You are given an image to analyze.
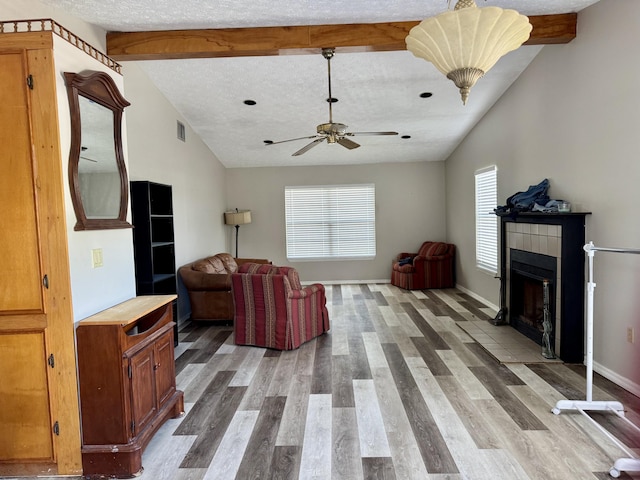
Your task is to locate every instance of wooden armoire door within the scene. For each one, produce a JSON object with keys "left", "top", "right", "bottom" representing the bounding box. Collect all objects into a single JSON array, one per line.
[{"left": 0, "top": 37, "right": 82, "bottom": 476}]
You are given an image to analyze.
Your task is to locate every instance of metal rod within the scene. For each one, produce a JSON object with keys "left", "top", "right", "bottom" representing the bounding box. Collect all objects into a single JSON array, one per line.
[
  {"left": 327, "top": 51, "right": 333, "bottom": 123},
  {"left": 576, "top": 406, "right": 638, "bottom": 460},
  {"left": 585, "top": 245, "right": 595, "bottom": 402},
  {"left": 584, "top": 242, "right": 640, "bottom": 255},
  {"left": 235, "top": 224, "right": 240, "bottom": 258}
]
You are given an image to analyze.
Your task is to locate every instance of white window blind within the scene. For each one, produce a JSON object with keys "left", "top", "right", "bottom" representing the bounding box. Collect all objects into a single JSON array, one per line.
[
  {"left": 475, "top": 166, "right": 498, "bottom": 273},
  {"left": 285, "top": 184, "right": 376, "bottom": 260}
]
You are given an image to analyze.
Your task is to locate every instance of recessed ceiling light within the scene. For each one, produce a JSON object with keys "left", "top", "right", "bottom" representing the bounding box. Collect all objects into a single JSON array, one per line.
[
  {"left": 401, "top": 135, "right": 411, "bottom": 139},
  {"left": 244, "top": 100, "right": 257, "bottom": 105},
  {"left": 263, "top": 140, "right": 273, "bottom": 144},
  {"left": 419, "top": 92, "right": 433, "bottom": 98},
  {"left": 326, "top": 97, "right": 338, "bottom": 103}
]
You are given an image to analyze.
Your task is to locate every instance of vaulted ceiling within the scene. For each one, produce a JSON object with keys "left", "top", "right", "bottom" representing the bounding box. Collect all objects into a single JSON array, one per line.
[{"left": 43, "top": 0, "right": 601, "bottom": 168}]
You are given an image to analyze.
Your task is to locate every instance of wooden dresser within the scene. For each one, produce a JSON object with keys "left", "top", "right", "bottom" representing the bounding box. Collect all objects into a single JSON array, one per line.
[{"left": 76, "top": 295, "right": 184, "bottom": 477}]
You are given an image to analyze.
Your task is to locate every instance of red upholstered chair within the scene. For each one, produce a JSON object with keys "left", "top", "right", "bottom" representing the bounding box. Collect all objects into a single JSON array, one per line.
[
  {"left": 391, "top": 241, "right": 456, "bottom": 290},
  {"left": 231, "top": 263, "right": 330, "bottom": 350}
]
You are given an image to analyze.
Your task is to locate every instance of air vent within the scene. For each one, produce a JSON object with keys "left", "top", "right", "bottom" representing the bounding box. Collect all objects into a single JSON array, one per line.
[{"left": 177, "top": 121, "right": 186, "bottom": 142}]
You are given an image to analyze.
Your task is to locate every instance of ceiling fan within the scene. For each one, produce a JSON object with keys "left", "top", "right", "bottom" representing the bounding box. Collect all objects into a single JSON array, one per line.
[{"left": 267, "top": 48, "right": 398, "bottom": 156}]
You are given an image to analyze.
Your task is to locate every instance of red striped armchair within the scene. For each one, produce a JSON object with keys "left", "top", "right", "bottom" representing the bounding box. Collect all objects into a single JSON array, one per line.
[
  {"left": 391, "top": 241, "right": 456, "bottom": 290},
  {"left": 231, "top": 263, "right": 330, "bottom": 350}
]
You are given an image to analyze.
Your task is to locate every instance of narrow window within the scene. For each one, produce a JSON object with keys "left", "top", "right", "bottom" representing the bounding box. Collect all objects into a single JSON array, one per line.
[
  {"left": 285, "top": 184, "right": 376, "bottom": 261},
  {"left": 475, "top": 166, "right": 498, "bottom": 273}
]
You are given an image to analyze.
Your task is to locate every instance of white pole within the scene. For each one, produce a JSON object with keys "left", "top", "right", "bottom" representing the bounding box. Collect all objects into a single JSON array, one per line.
[
  {"left": 552, "top": 242, "right": 625, "bottom": 416},
  {"left": 584, "top": 242, "right": 596, "bottom": 402}
]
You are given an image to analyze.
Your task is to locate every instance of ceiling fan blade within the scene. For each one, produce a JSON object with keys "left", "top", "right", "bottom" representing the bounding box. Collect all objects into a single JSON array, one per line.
[
  {"left": 267, "top": 135, "right": 320, "bottom": 145},
  {"left": 337, "top": 137, "right": 360, "bottom": 150},
  {"left": 293, "top": 138, "right": 326, "bottom": 156},
  {"left": 345, "top": 131, "right": 399, "bottom": 136}
]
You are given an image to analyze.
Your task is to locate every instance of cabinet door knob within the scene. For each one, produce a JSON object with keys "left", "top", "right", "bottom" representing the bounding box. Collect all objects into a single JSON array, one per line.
[{"left": 154, "top": 363, "right": 160, "bottom": 370}]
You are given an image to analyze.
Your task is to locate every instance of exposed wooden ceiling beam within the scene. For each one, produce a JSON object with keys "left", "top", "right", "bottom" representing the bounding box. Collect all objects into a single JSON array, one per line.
[{"left": 106, "top": 13, "right": 576, "bottom": 61}]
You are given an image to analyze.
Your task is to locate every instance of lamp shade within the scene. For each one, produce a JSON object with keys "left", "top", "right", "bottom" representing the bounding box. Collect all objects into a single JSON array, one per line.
[
  {"left": 225, "top": 210, "right": 252, "bottom": 226},
  {"left": 406, "top": 0, "right": 532, "bottom": 104}
]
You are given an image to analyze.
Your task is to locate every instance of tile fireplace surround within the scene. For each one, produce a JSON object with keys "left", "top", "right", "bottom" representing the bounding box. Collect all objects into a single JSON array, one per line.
[{"left": 499, "top": 212, "right": 590, "bottom": 363}]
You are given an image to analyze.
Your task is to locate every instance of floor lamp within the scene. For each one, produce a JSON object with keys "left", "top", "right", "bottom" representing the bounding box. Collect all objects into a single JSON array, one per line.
[{"left": 224, "top": 209, "right": 251, "bottom": 258}]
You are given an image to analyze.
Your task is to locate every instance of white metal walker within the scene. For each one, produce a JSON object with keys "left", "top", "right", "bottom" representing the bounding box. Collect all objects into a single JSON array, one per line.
[{"left": 552, "top": 242, "right": 640, "bottom": 478}]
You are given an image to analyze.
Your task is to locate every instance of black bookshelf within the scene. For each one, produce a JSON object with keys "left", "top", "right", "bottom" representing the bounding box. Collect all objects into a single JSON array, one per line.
[{"left": 130, "top": 181, "right": 178, "bottom": 344}]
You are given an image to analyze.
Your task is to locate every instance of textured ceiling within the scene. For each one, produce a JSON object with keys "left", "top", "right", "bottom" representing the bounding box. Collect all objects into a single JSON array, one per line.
[
  {"left": 42, "top": 0, "right": 602, "bottom": 168},
  {"left": 41, "top": 0, "right": 599, "bottom": 30}
]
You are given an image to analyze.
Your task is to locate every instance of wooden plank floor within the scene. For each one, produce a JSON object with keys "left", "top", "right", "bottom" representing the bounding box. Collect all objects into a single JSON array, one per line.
[{"left": 17, "top": 284, "right": 640, "bottom": 479}]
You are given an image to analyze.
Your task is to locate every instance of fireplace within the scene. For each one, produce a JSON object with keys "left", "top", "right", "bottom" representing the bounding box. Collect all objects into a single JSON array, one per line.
[
  {"left": 509, "top": 249, "right": 556, "bottom": 351},
  {"left": 499, "top": 212, "right": 590, "bottom": 363}
]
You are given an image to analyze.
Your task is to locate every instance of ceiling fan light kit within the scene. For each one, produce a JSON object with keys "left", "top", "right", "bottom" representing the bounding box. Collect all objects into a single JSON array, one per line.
[
  {"left": 405, "top": 0, "right": 532, "bottom": 104},
  {"left": 267, "top": 47, "right": 398, "bottom": 156}
]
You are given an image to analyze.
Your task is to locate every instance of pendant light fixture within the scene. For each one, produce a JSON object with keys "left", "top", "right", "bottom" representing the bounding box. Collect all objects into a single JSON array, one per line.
[{"left": 405, "top": 0, "right": 532, "bottom": 105}]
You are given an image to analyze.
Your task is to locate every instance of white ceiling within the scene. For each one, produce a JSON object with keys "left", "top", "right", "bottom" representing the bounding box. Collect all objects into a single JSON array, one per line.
[{"left": 42, "top": 0, "right": 601, "bottom": 168}]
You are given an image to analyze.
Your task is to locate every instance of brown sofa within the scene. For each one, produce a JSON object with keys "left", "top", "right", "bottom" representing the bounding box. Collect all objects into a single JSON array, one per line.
[{"left": 178, "top": 253, "right": 270, "bottom": 322}]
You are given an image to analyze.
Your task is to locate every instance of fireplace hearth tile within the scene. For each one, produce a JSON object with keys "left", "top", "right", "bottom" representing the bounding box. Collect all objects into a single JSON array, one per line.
[{"left": 456, "top": 318, "right": 563, "bottom": 364}]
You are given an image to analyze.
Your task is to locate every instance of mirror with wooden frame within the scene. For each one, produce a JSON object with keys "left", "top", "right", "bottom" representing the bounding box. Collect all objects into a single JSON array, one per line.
[{"left": 65, "top": 71, "right": 132, "bottom": 230}]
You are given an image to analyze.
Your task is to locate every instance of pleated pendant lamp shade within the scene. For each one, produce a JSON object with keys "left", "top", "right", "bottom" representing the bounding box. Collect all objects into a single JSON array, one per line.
[{"left": 406, "top": 0, "right": 532, "bottom": 104}]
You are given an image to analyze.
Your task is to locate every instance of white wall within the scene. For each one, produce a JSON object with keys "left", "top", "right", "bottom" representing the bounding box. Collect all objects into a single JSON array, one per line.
[
  {"left": 51, "top": 37, "right": 138, "bottom": 321},
  {"left": 122, "top": 63, "right": 228, "bottom": 320},
  {"left": 226, "top": 161, "right": 446, "bottom": 283},
  {"left": 122, "top": 64, "right": 228, "bottom": 266},
  {"left": 446, "top": 0, "right": 640, "bottom": 392}
]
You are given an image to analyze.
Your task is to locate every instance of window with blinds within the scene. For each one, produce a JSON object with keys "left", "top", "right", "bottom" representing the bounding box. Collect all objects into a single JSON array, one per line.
[
  {"left": 284, "top": 184, "right": 376, "bottom": 261},
  {"left": 475, "top": 166, "right": 498, "bottom": 273}
]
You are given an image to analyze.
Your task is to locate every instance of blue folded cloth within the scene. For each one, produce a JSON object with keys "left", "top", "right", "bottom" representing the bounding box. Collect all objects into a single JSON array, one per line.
[{"left": 398, "top": 256, "right": 413, "bottom": 266}]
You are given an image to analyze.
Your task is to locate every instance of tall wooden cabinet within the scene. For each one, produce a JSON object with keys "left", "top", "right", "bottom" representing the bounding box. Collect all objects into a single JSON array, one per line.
[
  {"left": 76, "top": 295, "right": 184, "bottom": 477},
  {"left": 0, "top": 32, "right": 82, "bottom": 476}
]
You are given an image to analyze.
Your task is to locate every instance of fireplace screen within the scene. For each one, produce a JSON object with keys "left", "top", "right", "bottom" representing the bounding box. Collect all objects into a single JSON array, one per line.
[
  {"left": 515, "top": 275, "right": 544, "bottom": 331},
  {"left": 509, "top": 249, "right": 557, "bottom": 349},
  {"left": 510, "top": 273, "right": 553, "bottom": 343}
]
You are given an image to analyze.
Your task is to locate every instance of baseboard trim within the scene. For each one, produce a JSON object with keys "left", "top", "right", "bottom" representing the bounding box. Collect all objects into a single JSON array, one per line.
[
  {"left": 303, "top": 279, "right": 391, "bottom": 285},
  {"left": 593, "top": 361, "right": 640, "bottom": 398},
  {"left": 455, "top": 284, "right": 499, "bottom": 312}
]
